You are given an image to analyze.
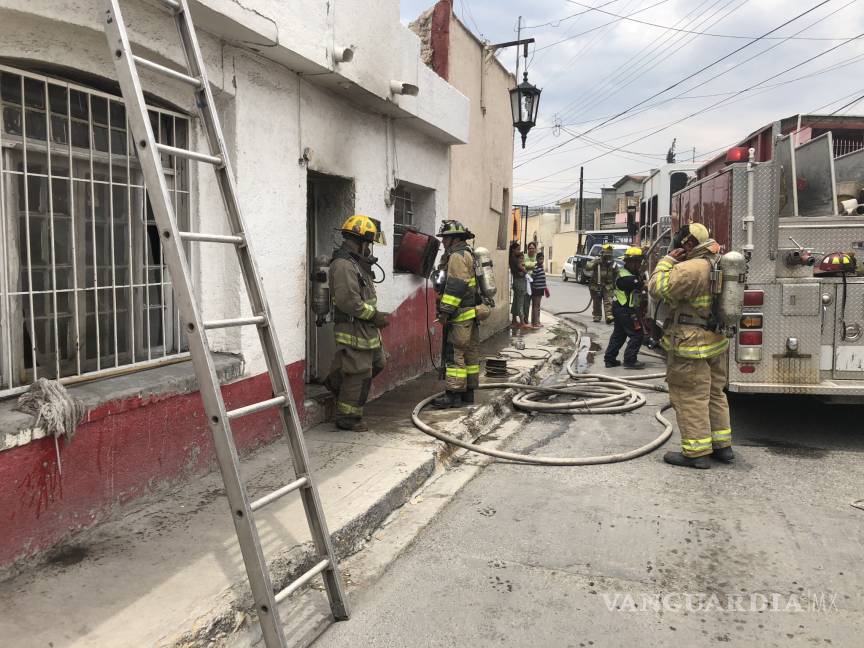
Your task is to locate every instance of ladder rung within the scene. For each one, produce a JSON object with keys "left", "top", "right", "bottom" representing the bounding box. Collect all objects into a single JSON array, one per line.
[
  {"left": 133, "top": 55, "right": 202, "bottom": 88},
  {"left": 203, "top": 316, "right": 265, "bottom": 330},
  {"left": 251, "top": 476, "right": 308, "bottom": 512},
  {"left": 227, "top": 395, "right": 287, "bottom": 421},
  {"left": 157, "top": 143, "right": 223, "bottom": 166},
  {"left": 274, "top": 559, "right": 330, "bottom": 604},
  {"left": 179, "top": 231, "right": 244, "bottom": 245}
]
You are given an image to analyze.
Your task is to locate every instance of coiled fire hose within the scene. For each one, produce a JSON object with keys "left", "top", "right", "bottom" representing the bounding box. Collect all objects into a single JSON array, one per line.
[{"left": 412, "top": 335, "right": 674, "bottom": 466}]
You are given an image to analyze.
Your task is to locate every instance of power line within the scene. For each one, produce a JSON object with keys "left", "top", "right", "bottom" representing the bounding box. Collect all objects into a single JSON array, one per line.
[
  {"left": 528, "top": 0, "right": 728, "bottom": 150},
  {"left": 534, "top": 0, "right": 672, "bottom": 52},
  {"left": 566, "top": 0, "right": 856, "bottom": 40},
  {"left": 542, "top": 0, "right": 859, "bottom": 151},
  {"left": 514, "top": 0, "right": 836, "bottom": 169},
  {"left": 520, "top": 0, "right": 721, "bottom": 152},
  {"left": 520, "top": 32, "right": 864, "bottom": 202},
  {"left": 522, "top": 0, "right": 627, "bottom": 31},
  {"left": 549, "top": 0, "right": 744, "bottom": 135},
  {"left": 830, "top": 92, "right": 864, "bottom": 115}
]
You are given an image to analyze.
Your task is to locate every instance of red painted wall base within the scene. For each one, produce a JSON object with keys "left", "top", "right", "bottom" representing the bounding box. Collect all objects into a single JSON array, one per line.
[{"left": 0, "top": 286, "right": 441, "bottom": 570}]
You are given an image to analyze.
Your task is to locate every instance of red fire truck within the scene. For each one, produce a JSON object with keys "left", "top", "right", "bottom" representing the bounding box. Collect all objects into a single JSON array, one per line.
[{"left": 645, "top": 114, "right": 864, "bottom": 400}]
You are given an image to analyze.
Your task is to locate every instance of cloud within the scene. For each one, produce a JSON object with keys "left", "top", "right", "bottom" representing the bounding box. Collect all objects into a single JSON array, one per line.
[{"left": 400, "top": 0, "right": 864, "bottom": 206}]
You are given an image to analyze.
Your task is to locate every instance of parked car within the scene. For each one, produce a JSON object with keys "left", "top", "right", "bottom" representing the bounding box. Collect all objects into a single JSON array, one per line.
[
  {"left": 574, "top": 243, "right": 629, "bottom": 284},
  {"left": 561, "top": 256, "right": 580, "bottom": 281}
]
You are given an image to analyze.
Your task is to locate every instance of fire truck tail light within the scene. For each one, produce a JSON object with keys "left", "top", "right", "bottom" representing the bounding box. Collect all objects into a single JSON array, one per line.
[
  {"left": 743, "top": 290, "right": 764, "bottom": 306},
  {"left": 737, "top": 347, "right": 762, "bottom": 362},
  {"left": 740, "top": 314, "right": 763, "bottom": 329},
  {"left": 739, "top": 364, "right": 756, "bottom": 374},
  {"left": 739, "top": 331, "right": 763, "bottom": 346},
  {"left": 725, "top": 147, "right": 750, "bottom": 163}
]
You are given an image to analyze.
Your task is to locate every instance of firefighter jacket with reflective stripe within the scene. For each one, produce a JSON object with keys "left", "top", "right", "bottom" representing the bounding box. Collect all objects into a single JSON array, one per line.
[
  {"left": 438, "top": 242, "right": 478, "bottom": 323},
  {"left": 586, "top": 258, "right": 616, "bottom": 291},
  {"left": 648, "top": 246, "right": 728, "bottom": 359},
  {"left": 614, "top": 268, "right": 642, "bottom": 309},
  {"left": 330, "top": 244, "right": 381, "bottom": 350}
]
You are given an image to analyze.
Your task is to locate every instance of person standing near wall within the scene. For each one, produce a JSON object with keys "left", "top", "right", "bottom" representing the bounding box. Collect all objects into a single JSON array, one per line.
[
  {"left": 433, "top": 220, "right": 489, "bottom": 408},
  {"left": 523, "top": 242, "right": 537, "bottom": 325},
  {"left": 530, "top": 251, "right": 548, "bottom": 328},
  {"left": 325, "top": 215, "right": 389, "bottom": 431},
  {"left": 510, "top": 249, "right": 529, "bottom": 329}
]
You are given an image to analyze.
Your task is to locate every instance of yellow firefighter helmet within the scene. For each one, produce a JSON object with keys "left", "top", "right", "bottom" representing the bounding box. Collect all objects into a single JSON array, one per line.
[{"left": 340, "top": 214, "right": 387, "bottom": 245}]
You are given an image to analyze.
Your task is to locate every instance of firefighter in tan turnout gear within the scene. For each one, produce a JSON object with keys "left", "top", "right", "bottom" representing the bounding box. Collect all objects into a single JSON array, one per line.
[
  {"left": 586, "top": 244, "right": 616, "bottom": 323},
  {"left": 325, "top": 215, "right": 389, "bottom": 431},
  {"left": 432, "top": 220, "right": 487, "bottom": 409},
  {"left": 649, "top": 223, "right": 734, "bottom": 469}
]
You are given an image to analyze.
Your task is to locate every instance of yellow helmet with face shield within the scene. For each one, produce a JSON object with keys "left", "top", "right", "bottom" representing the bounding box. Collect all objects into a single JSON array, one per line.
[{"left": 340, "top": 214, "right": 387, "bottom": 245}]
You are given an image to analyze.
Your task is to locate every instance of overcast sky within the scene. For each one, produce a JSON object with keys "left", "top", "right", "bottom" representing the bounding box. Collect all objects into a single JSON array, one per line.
[{"left": 399, "top": 0, "right": 864, "bottom": 208}]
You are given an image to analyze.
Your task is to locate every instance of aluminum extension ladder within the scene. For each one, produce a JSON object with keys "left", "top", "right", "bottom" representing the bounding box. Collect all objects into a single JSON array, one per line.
[{"left": 103, "top": 1, "right": 349, "bottom": 645}]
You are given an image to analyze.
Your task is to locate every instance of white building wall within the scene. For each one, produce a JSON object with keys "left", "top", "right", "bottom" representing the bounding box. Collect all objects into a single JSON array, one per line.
[{"left": 0, "top": 1, "right": 467, "bottom": 382}]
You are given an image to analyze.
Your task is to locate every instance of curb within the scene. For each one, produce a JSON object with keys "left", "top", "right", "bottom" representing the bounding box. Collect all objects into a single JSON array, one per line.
[{"left": 169, "top": 332, "right": 568, "bottom": 648}]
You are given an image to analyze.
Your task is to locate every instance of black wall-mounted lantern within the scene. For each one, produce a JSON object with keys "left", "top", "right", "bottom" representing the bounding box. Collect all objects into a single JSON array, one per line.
[{"left": 510, "top": 73, "right": 541, "bottom": 149}]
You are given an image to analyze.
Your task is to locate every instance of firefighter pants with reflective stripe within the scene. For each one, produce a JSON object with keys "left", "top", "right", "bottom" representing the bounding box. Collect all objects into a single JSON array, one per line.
[
  {"left": 591, "top": 288, "right": 613, "bottom": 322},
  {"left": 325, "top": 344, "right": 385, "bottom": 423},
  {"left": 666, "top": 351, "right": 732, "bottom": 457},
  {"left": 445, "top": 321, "right": 480, "bottom": 392}
]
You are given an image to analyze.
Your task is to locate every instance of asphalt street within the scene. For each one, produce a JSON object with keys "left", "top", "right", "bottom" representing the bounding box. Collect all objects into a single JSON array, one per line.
[{"left": 314, "top": 276, "right": 864, "bottom": 648}]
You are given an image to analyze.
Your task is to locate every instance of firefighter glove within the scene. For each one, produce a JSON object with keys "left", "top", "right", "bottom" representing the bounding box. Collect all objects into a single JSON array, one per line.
[{"left": 372, "top": 311, "right": 390, "bottom": 329}]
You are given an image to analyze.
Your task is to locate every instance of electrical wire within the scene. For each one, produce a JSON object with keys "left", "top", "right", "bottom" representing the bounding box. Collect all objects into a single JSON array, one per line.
[
  {"left": 516, "top": 31, "right": 864, "bottom": 203},
  {"left": 566, "top": 0, "right": 858, "bottom": 40},
  {"left": 514, "top": 0, "right": 836, "bottom": 169}
]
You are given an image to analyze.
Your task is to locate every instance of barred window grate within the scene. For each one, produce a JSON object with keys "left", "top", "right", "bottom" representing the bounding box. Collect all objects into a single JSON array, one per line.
[
  {"left": 0, "top": 65, "right": 191, "bottom": 396},
  {"left": 392, "top": 185, "right": 414, "bottom": 265}
]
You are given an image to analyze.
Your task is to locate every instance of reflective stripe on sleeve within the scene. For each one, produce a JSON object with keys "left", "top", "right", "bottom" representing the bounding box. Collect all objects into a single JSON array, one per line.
[{"left": 441, "top": 294, "right": 462, "bottom": 307}]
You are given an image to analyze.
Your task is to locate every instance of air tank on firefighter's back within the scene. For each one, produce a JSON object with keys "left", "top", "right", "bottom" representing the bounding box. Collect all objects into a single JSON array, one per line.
[
  {"left": 310, "top": 255, "right": 331, "bottom": 326},
  {"left": 473, "top": 247, "right": 497, "bottom": 303},
  {"left": 716, "top": 250, "right": 747, "bottom": 331}
]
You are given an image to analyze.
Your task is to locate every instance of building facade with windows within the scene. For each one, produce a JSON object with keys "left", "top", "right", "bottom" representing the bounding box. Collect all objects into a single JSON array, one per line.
[
  {"left": 0, "top": 0, "right": 468, "bottom": 569},
  {"left": 411, "top": 1, "right": 515, "bottom": 335}
]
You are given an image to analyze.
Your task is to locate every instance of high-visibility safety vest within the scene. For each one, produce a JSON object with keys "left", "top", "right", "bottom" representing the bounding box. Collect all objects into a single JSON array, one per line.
[{"left": 614, "top": 268, "right": 641, "bottom": 308}]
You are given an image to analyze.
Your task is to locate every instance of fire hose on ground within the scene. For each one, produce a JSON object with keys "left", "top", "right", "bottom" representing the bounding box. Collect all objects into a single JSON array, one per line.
[{"left": 412, "top": 332, "right": 674, "bottom": 466}]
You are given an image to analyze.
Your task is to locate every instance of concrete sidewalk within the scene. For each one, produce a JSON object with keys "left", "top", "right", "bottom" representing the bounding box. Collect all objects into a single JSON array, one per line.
[{"left": 0, "top": 313, "right": 572, "bottom": 648}]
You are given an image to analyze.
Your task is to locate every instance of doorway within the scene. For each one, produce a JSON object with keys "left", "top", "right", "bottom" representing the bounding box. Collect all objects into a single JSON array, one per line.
[{"left": 306, "top": 172, "right": 355, "bottom": 383}]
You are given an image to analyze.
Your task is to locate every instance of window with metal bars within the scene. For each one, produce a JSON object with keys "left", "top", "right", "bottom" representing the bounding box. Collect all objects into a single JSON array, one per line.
[
  {"left": 0, "top": 65, "right": 191, "bottom": 396},
  {"left": 392, "top": 184, "right": 414, "bottom": 266}
]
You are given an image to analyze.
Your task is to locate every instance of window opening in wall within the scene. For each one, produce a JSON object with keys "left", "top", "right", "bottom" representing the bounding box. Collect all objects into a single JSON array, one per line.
[
  {"left": 392, "top": 184, "right": 413, "bottom": 255},
  {"left": 391, "top": 180, "right": 435, "bottom": 272},
  {"left": 564, "top": 208, "right": 571, "bottom": 225},
  {"left": 0, "top": 65, "right": 191, "bottom": 396}
]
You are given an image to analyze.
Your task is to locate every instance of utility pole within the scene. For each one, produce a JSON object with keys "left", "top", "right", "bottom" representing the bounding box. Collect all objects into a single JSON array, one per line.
[
  {"left": 692, "top": 147, "right": 696, "bottom": 162},
  {"left": 578, "top": 166, "right": 584, "bottom": 231},
  {"left": 515, "top": 16, "right": 522, "bottom": 80}
]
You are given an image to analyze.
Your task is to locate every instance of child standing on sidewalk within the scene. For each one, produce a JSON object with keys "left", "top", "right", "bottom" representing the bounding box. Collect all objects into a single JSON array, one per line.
[{"left": 530, "top": 251, "right": 548, "bottom": 328}]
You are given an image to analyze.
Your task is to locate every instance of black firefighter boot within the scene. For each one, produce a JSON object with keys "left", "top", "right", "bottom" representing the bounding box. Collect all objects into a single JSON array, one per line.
[
  {"left": 432, "top": 390, "right": 462, "bottom": 409},
  {"left": 663, "top": 452, "right": 711, "bottom": 469},
  {"left": 461, "top": 389, "right": 475, "bottom": 404},
  {"left": 712, "top": 446, "right": 735, "bottom": 463}
]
